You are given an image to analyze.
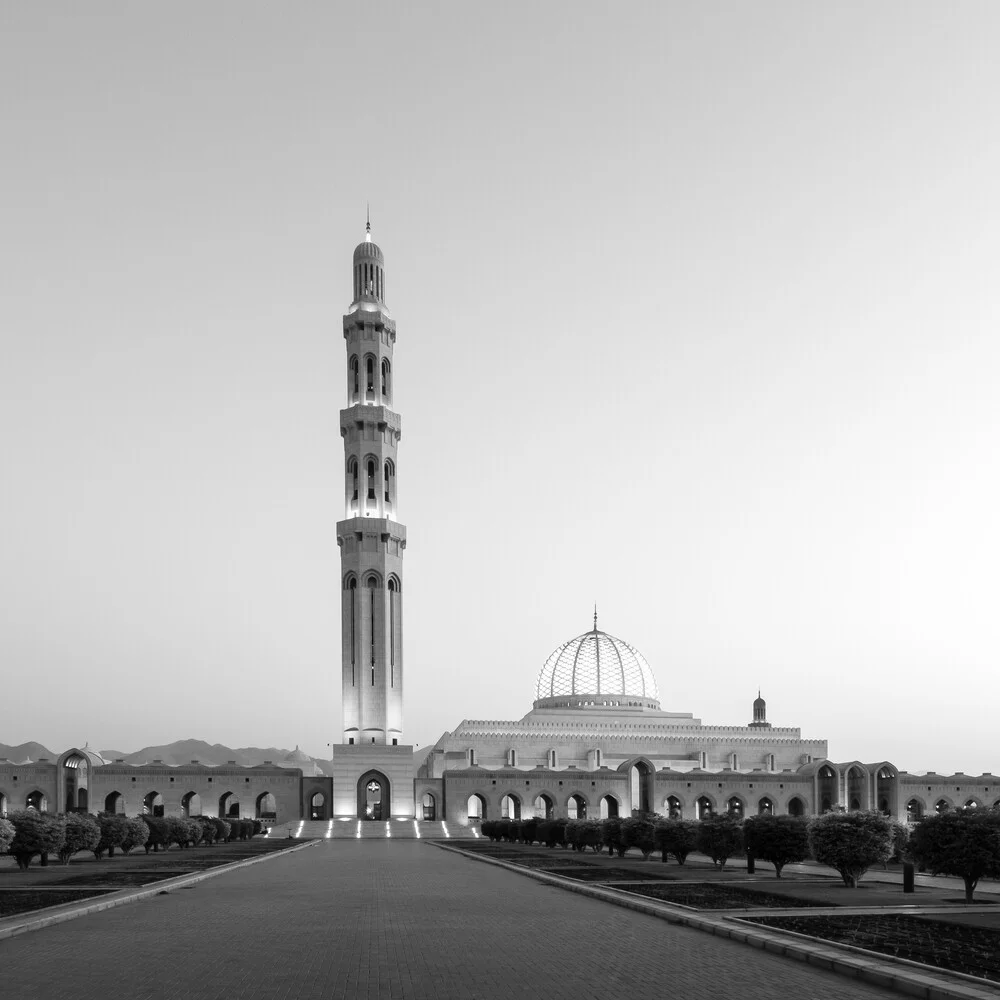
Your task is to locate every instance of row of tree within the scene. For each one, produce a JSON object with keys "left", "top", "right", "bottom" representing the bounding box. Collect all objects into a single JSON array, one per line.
[
  {"left": 0, "top": 811, "right": 262, "bottom": 870},
  {"left": 481, "top": 807, "right": 1000, "bottom": 901}
]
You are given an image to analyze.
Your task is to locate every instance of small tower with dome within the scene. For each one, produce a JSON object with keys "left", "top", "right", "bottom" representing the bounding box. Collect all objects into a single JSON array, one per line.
[{"left": 749, "top": 691, "right": 771, "bottom": 729}]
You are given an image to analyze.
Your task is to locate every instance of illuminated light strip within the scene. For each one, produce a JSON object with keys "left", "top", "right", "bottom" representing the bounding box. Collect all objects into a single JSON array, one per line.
[
  {"left": 413, "top": 820, "right": 420, "bottom": 839},
  {"left": 296, "top": 821, "right": 304, "bottom": 838},
  {"left": 326, "top": 819, "right": 334, "bottom": 840},
  {"left": 441, "top": 821, "right": 450, "bottom": 839},
  {"left": 472, "top": 826, "right": 480, "bottom": 838},
  {"left": 385, "top": 821, "right": 391, "bottom": 838},
  {"left": 356, "top": 820, "right": 362, "bottom": 839}
]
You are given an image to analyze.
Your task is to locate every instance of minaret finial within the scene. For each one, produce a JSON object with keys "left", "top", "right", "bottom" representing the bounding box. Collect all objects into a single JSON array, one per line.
[
  {"left": 593, "top": 603, "right": 598, "bottom": 632},
  {"left": 365, "top": 203, "right": 371, "bottom": 242}
]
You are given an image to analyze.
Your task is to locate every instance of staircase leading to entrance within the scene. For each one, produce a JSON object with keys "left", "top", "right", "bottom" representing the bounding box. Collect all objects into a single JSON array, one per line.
[{"left": 264, "top": 819, "right": 480, "bottom": 841}]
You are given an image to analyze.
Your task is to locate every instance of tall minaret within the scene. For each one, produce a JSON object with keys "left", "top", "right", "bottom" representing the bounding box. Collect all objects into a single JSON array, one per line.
[{"left": 337, "top": 219, "right": 405, "bottom": 746}]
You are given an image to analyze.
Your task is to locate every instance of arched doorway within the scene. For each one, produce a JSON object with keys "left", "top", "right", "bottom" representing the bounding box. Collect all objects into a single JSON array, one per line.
[
  {"left": 818, "top": 765, "right": 837, "bottom": 812},
  {"left": 468, "top": 793, "right": 486, "bottom": 824},
  {"left": 696, "top": 796, "right": 714, "bottom": 820},
  {"left": 664, "top": 795, "right": 682, "bottom": 818},
  {"left": 567, "top": 794, "right": 587, "bottom": 820},
  {"left": 77, "top": 788, "right": 89, "bottom": 811},
  {"left": 626, "top": 759, "right": 654, "bottom": 814},
  {"left": 62, "top": 751, "right": 89, "bottom": 812},
  {"left": 310, "top": 792, "right": 326, "bottom": 820},
  {"left": 500, "top": 793, "right": 521, "bottom": 820},
  {"left": 935, "top": 799, "right": 950, "bottom": 814},
  {"left": 787, "top": 797, "right": 805, "bottom": 817},
  {"left": 846, "top": 765, "right": 867, "bottom": 811},
  {"left": 144, "top": 791, "right": 164, "bottom": 817},
  {"left": 25, "top": 790, "right": 46, "bottom": 811},
  {"left": 256, "top": 792, "right": 277, "bottom": 820},
  {"left": 181, "top": 792, "right": 202, "bottom": 817},
  {"left": 906, "top": 798, "right": 924, "bottom": 822},
  {"left": 219, "top": 792, "right": 239, "bottom": 819},
  {"left": 758, "top": 797, "right": 774, "bottom": 815},
  {"left": 727, "top": 796, "right": 744, "bottom": 819},
  {"left": 532, "top": 794, "right": 553, "bottom": 820},
  {"left": 0, "top": 792, "right": 6, "bottom": 817},
  {"left": 357, "top": 771, "right": 390, "bottom": 821},
  {"left": 421, "top": 792, "right": 436, "bottom": 821},
  {"left": 600, "top": 795, "right": 619, "bottom": 819}
]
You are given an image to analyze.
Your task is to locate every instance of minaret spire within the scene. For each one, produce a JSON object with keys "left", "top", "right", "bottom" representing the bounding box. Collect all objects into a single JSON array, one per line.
[
  {"left": 593, "top": 604, "right": 598, "bottom": 632},
  {"left": 365, "top": 203, "right": 371, "bottom": 242}
]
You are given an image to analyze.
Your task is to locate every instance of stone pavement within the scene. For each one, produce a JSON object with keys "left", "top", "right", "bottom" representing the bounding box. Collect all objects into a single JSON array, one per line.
[{"left": 0, "top": 841, "right": 901, "bottom": 1000}]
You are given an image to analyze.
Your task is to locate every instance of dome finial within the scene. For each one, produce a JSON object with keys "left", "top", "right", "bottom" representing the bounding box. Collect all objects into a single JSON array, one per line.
[
  {"left": 593, "top": 603, "right": 598, "bottom": 632},
  {"left": 365, "top": 203, "right": 371, "bottom": 242}
]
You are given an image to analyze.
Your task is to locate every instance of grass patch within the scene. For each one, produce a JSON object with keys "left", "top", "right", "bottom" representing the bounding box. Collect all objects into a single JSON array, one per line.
[
  {"left": 0, "top": 889, "right": 116, "bottom": 917},
  {"left": 616, "top": 882, "right": 831, "bottom": 909}
]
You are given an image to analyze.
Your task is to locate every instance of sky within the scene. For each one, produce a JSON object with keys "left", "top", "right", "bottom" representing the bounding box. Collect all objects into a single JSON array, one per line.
[{"left": 1, "top": 2, "right": 999, "bottom": 774}]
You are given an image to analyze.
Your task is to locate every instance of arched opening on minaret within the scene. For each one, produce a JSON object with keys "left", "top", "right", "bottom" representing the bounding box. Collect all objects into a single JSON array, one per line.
[
  {"left": 366, "top": 458, "right": 376, "bottom": 505},
  {"left": 348, "top": 458, "right": 359, "bottom": 513},
  {"left": 384, "top": 460, "right": 394, "bottom": 508},
  {"left": 365, "top": 356, "right": 375, "bottom": 402},
  {"left": 350, "top": 356, "right": 359, "bottom": 402},
  {"left": 381, "top": 359, "right": 391, "bottom": 401}
]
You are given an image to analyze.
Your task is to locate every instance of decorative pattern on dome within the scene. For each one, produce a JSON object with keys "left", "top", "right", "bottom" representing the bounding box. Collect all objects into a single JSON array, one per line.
[{"left": 534, "top": 628, "right": 659, "bottom": 702}]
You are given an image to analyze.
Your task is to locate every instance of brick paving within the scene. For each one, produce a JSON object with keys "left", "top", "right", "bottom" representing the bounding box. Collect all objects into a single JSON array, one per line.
[{"left": 0, "top": 841, "right": 897, "bottom": 999}]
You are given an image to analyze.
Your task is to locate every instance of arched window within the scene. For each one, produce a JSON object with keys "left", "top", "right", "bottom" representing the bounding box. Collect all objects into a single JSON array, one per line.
[
  {"left": 767, "top": 754, "right": 775, "bottom": 772},
  {"left": 548, "top": 749, "right": 557, "bottom": 769},
  {"left": 348, "top": 458, "right": 358, "bottom": 506},
  {"left": 665, "top": 795, "right": 682, "bottom": 818},
  {"left": 729, "top": 753, "right": 739, "bottom": 771},
  {"left": 935, "top": 799, "right": 950, "bottom": 814},
  {"left": 350, "top": 356, "right": 359, "bottom": 399},
  {"left": 964, "top": 799, "right": 979, "bottom": 809},
  {"left": 727, "top": 796, "right": 744, "bottom": 819},
  {"left": 367, "top": 459, "right": 376, "bottom": 501},
  {"left": 381, "top": 358, "right": 390, "bottom": 399},
  {"left": 758, "top": 797, "right": 773, "bottom": 815},
  {"left": 696, "top": 796, "right": 714, "bottom": 820},
  {"left": 787, "top": 797, "right": 805, "bottom": 817},
  {"left": 384, "top": 460, "right": 394, "bottom": 505},
  {"left": 366, "top": 357, "right": 375, "bottom": 399}
]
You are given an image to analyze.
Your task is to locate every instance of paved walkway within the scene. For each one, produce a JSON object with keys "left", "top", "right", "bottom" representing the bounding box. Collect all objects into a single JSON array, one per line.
[{"left": 0, "top": 841, "right": 900, "bottom": 1000}]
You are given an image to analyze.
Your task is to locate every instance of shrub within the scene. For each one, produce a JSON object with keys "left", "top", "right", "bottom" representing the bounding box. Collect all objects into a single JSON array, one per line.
[
  {"left": 519, "top": 818, "right": 538, "bottom": 845},
  {"left": 94, "top": 813, "right": 129, "bottom": 859},
  {"left": 887, "top": 820, "right": 910, "bottom": 864},
  {"left": 909, "top": 809, "right": 1000, "bottom": 903},
  {"left": 142, "top": 815, "right": 170, "bottom": 853},
  {"left": 0, "top": 817, "right": 15, "bottom": 854},
  {"left": 496, "top": 819, "right": 514, "bottom": 843},
  {"left": 58, "top": 813, "right": 100, "bottom": 864},
  {"left": 653, "top": 819, "right": 698, "bottom": 865},
  {"left": 808, "top": 810, "right": 892, "bottom": 888},
  {"left": 743, "top": 815, "right": 810, "bottom": 878},
  {"left": 621, "top": 818, "right": 656, "bottom": 859},
  {"left": 697, "top": 816, "right": 743, "bottom": 870},
  {"left": 212, "top": 818, "right": 231, "bottom": 843},
  {"left": 121, "top": 816, "right": 149, "bottom": 855},
  {"left": 196, "top": 817, "right": 217, "bottom": 845},
  {"left": 602, "top": 817, "right": 626, "bottom": 858},
  {"left": 8, "top": 811, "right": 66, "bottom": 870},
  {"left": 252, "top": 820, "right": 263, "bottom": 837},
  {"left": 537, "top": 818, "right": 568, "bottom": 848},
  {"left": 579, "top": 820, "right": 604, "bottom": 852},
  {"left": 564, "top": 820, "right": 585, "bottom": 851}
]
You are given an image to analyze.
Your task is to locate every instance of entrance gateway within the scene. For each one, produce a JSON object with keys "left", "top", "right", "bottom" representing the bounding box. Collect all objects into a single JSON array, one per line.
[{"left": 357, "top": 770, "right": 390, "bottom": 821}]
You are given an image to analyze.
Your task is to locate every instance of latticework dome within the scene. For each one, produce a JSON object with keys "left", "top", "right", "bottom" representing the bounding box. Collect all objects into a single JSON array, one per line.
[{"left": 534, "top": 626, "right": 660, "bottom": 710}]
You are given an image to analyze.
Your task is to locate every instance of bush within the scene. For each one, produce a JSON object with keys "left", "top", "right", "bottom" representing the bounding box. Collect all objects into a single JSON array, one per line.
[
  {"left": 602, "top": 817, "right": 626, "bottom": 858},
  {"left": 211, "top": 818, "right": 231, "bottom": 843},
  {"left": 537, "top": 818, "right": 568, "bottom": 848},
  {"left": 0, "top": 817, "right": 15, "bottom": 854},
  {"left": 519, "top": 818, "right": 538, "bottom": 845},
  {"left": 94, "top": 813, "right": 129, "bottom": 859},
  {"left": 621, "top": 817, "right": 656, "bottom": 859},
  {"left": 8, "top": 811, "right": 66, "bottom": 870},
  {"left": 654, "top": 819, "right": 699, "bottom": 865},
  {"left": 195, "top": 817, "right": 217, "bottom": 845},
  {"left": 580, "top": 820, "right": 604, "bottom": 852},
  {"left": 808, "top": 810, "right": 892, "bottom": 888},
  {"left": 58, "top": 813, "right": 100, "bottom": 864},
  {"left": 697, "top": 816, "right": 743, "bottom": 870},
  {"left": 743, "top": 815, "right": 810, "bottom": 878},
  {"left": 909, "top": 809, "right": 1000, "bottom": 903},
  {"left": 121, "top": 816, "right": 149, "bottom": 855},
  {"left": 142, "top": 815, "right": 170, "bottom": 853},
  {"left": 888, "top": 820, "right": 910, "bottom": 864}
]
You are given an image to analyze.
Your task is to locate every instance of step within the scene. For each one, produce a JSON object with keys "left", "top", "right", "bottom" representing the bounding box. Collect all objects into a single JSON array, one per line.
[{"left": 264, "top": 819, "right": 481, "bottom": 840}]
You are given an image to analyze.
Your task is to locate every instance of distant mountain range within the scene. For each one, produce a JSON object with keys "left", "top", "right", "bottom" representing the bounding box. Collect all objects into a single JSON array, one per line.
[{"left": 0, "top": 738, "right": 321, "bottom": 769}]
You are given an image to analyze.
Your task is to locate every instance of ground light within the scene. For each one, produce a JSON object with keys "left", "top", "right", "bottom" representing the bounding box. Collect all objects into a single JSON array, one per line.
[
  {"left": 326, "top": 819, "right": 333, "bottom": 839},
  {"left": 355, "top": 820, "right": 361, "bottom": 839},
  {"left": 296, "top": 820, "right": 304, "bottom": 837},
  {"left": 385, "top": 821, "right": 391, "bottom": 838},
  {"left": 413, "top": 820, "right": 420, "bottom": 838},
  {"left": 440, "top": 821, "right": 449, "bottom": 839}
]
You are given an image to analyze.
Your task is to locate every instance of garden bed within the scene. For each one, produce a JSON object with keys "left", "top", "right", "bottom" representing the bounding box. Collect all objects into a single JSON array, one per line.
[
  {"left": 0, "top": 888, "right": 116, "bottom": 917},
  {"left": 746, "top": 914, "right": 1000, "bottom": 983},
  {"left": 615, "top": 882, "right": 831, "bottom": 909},
  {"left": 48, "top": 870, "right": 195, "bottom": 888},
  {"left": 542, "top": 866, "right": 677, "bottom": 883}
]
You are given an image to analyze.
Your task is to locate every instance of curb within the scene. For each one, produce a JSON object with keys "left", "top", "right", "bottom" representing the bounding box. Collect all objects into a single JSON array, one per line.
[
  {"left": 0, "top": 839, "right": 320, "bottom": 942},
  {"left": 434, "top": 845, "right": 1000, "bottom": 1000}
]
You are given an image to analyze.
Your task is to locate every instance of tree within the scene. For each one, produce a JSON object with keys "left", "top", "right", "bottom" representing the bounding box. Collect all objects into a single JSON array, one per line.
[
  {"left": 602, "top": 817, "right": 625, "bottom": 857},
  {"left": 120, "top": 817, "right": 149, "bottom": 855},
  {"left": 909, "top": 809, "right": 1000, "bottom": 903},
  {"left": 8, "top": 811, "right": 66, "bottom": 870},
  {"left": 808, "top": 810, "right": 892, "bottom": 888},
  {"left": 697, "top": 815, "right": 743, "bottom": 870},
  {"left": 621, "top": 817, "right": 656, "bottom": 859},
  {"left": 0, "top": 817, "right": 14, "bottom": 855},
  {"left": 58, "top": 813, "right": 100, "bottom": 864},
  {"left": 654, "top": 819, "right": 699, "bottom": 865},
  {"left": 94, "top": 813, "right": 129, "bottom": 859},
  {"left": 743, "top": 815, "right": 810, "bottom": 878}
]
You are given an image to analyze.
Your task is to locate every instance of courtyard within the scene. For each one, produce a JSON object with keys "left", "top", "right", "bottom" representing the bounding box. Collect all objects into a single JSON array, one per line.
[{"left": 0, "top": 839, "right": 911, "bottom": 999}]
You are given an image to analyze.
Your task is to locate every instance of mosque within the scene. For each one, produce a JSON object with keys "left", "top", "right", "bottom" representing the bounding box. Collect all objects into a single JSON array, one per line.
[{"left": 2, "top": 226, "right": 998, "bottom": 834}]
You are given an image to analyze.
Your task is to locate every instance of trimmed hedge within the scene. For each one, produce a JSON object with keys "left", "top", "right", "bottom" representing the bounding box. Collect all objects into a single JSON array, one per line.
[
  {"left": 59, "top": 813, "right": 101, "bottom": 863},
  {"left": 696, "top": 815, "right": 744, "bottom": 870},
  {"left": 121, "top": 816, "right": 150, "bottom": 855},
  {"left": 654, "top": 819, "right": 699, "bottom": 865},
  {"left": 621, "top": 817, "right": 656, "bottom": 859},
  {"left": 94, "top": 813, "right": 130, "bottom": 859}
]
